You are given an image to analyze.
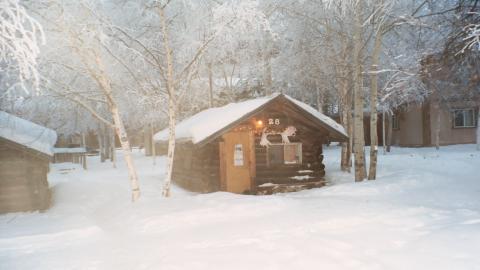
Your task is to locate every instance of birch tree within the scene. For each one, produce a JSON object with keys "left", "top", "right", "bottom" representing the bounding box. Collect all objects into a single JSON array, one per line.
[
  {"left": 111, "top": 0, "right": 273, "bottom": 197},
  {"left": 34, "top": 0, "right": 142, "bottom": 201},
  {"left": 352, "top": 0, "right": 366, "bottom": 181}
]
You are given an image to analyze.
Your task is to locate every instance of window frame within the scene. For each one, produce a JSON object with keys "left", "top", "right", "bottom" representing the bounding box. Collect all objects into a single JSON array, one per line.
[
  {"left": 267, "top": 142, "right": 302, "bottom": 166},
  {"left": 392, "top": 114, "right": 399, "bottom": 130},
  {"left": 452, "top": 108, "right": 477, "bottom": 128}
]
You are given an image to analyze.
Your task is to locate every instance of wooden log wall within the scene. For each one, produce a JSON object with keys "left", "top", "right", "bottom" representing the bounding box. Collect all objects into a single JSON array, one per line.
[
  {"left": 251, "top": 105, "right": 327, "bottom": 186},
  {"left": 0, "top": 141, "right": 51, "bottom": 213},
  {"left": 171, "top": 142, "right": 221, "bottom": 193},
  {"left": 254, "top": 131, "right": 325, "bottom": 186}
]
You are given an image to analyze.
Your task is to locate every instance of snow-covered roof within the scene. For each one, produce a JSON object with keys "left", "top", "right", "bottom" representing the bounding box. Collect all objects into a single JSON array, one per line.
[
  {"left": 0, "top": 111, "right": 58, "bottom": 156},
  {"left": 154, "top": 93, "right": 347, "bottom": 145},
  {"left": 282, "top": 95, "right": 347, "bottom": 138}
]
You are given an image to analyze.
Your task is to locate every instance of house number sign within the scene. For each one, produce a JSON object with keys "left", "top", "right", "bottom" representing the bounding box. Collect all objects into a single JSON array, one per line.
[{"left": 268, "top": 118, "right": 280, "bottom": 125}]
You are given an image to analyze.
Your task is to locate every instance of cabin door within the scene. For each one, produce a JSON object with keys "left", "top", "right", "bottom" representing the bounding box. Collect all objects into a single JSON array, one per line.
[{"left": 220, "top": 130, "right": 255, "bottom": 193}]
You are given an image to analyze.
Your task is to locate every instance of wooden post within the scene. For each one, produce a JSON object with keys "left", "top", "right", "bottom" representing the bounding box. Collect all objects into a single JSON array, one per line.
[
  {"left": 219, "top": 141, "right": 226, "bottom": 191},
  {"left": 82, "top": 154, "right": 87, "bottom": 170},
  {"left": 111, "top": 127, "right": 116, "bottom": 168},
  {"left": 248, "top": 131, "right": 256, "bottom": 192}
]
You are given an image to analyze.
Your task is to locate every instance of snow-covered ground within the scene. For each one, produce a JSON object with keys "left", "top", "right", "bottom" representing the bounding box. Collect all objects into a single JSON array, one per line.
[{"left": 1, "top": 145, "right": 480, "bottom": 270}]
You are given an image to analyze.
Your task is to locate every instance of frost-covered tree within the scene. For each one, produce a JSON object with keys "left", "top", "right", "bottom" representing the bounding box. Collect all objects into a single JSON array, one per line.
[
  {"left": 30, "top": 0, "right": 144, "bottom": 201},
  {"left": 0, "top": 0, "right": 44, "bottom": 93}
]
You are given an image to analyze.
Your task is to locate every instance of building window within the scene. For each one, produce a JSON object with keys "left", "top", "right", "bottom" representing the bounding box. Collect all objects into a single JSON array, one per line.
[
  {"left": 267, "top": 143, "right": 302, "bottom": 166},
  {"left": 453, "top": 109, "right": 476, "bottom": 128},
  {"left": 392, "top": 114, "right": 399, "bottom": 130},
  {"left": 234, "top": 144, "right": 244, "bottom": 166}
]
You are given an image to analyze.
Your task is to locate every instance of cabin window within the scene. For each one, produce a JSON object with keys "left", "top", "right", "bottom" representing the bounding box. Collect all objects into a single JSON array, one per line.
[
  {"left": 392, "top": 114, "right": 399, "bottom": 130},
  {"left": 453, "top": 109, "right": 476, "bottom": 128},
  {"left": 267, "top": 143, "right": 302, "bottom": 166},
  {"left": 233, "top": 144, "right": 244, "bottom": 166}
]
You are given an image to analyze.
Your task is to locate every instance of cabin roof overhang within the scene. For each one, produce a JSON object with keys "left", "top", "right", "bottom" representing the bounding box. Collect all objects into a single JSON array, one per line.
[
  {"left": 0, "top": 111, "right": 57, "bottom": 156},
  {"left": 154, "top": 93, "right": 348, "bottom": 147},
  {"left": 0, "top": 137, "right": 53, "bottom": 162}
]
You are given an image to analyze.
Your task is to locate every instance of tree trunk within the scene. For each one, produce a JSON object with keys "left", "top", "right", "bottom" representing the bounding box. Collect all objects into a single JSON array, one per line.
[
  {"left": 208, "top": 62, "right": 214, "bottom": 108},
  {"left": 340, "top": 76, "right": 351, "bottom": 172},
  {"left": 81, "top": 132, "right": 86, "bottom": 149},
  {"left": 352, "top": 2, "right": 366, "bottom": 182},
  {"left": 111, "top": 127, "right": 116, "bottom": 168},
  {"left": 93, "top": 55, "right": 140, "bottom": 202},
  {"left": 68, "top": 23, "right": 140, "bottom": 202},
  {"left": 477, "top": 108, "right": 480, "bottom": 151},
  {"left": 368, "top": 32, "right": 382, "bottom": 180},
  {"left": 346, "top": 58, "right": 354, "bottom": 170},
  {"left": 109, "top": 103, "right": 140, "bottom": 201},
  {"left": 382, "top": 110, "right": 386, "bottom": 154},
  {"left": 386, "top": 112, "right": 392, "bottom": 152},
  {"left": 340, "top": 106, "right": 350, "bottom": 172},
  {"left": 339, "top": 36, "right": 353, "bottom": 172},
  {"left": 98, "top": 126, "right": 106, "bottom": 162},
  {"left": 81, "top": 132, "right": 87, "bottom": 170},
  {"left": 434, "top": 101, "right": 441, "bottom": 150},
  {"left": 348, "top": 100, "right": 354, "bottom": 168},
  {"left": 316, "top": 83, "right": 323, "bottom": 113},
  {"left": 151, "top": 122, "right": 156, "bottom": 165},
  {"left": 104, "top": 125, "right": 111, "bottom": 160},
  {"left": 263, "top": 32, "right": 273, "bottom": 96},
  {"left": 144, "top": 124, "right": 152, "bottom": 156},
  {"left": 160, "top": 7, "right": 175, "bottom": 198},
  {"left": 264, "top": 55, "right": 272, "bottom": 95}
]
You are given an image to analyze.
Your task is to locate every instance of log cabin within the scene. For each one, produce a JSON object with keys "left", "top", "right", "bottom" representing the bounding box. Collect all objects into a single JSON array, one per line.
[
  {"left": 0, "top": 111, "right": 57, "bottom": 213},
  {"left": 154, "top": 93, "right": 348, "bottom": 194}
]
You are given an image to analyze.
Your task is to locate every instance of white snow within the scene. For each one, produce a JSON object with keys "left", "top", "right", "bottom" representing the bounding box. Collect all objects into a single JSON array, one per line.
[
  {"left": 53, "top": 147, "right": 87, "bottom": 154},
  {"left": 290, "top": 175, "right": 315, "bottom": 181},
  {"left": 0, "top": 111, "right": 57, "bottom": 156},
  {"left": 154, "top": 93, "right": 347, "bottom": 144},
  {"left": 1, "top": 145, "right": 480, "bottom": 269},
  {"left": 258, "top": 182, "right": 277, "bottom": 187},
  {"left": 298, "top": 170, "right": 314, "bottom": 173}
]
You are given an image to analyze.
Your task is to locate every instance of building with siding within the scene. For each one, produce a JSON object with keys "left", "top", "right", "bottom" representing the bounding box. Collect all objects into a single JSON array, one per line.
[{"left": 0, "top": 111, "right": 57, "bottom": 213}]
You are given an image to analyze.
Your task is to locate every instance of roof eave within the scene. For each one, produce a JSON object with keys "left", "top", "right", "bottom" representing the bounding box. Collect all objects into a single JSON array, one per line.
[{"left": 0, "top": 136, "right": 53, "bottom": 161}]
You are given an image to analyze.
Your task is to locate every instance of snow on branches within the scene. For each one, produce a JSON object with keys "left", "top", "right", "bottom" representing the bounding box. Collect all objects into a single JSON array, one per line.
[
  {"left": 0, "top": 0, "right": 44, "bottom": 92},
  {"left": 462, "top": 13, "right": 480, "bottom": 52}
]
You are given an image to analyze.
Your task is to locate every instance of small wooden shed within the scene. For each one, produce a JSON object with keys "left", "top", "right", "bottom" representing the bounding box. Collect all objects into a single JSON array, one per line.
[
  {"left": 0, "top": 111, "right": 57, "bottom": 213},
  {"left": 53, "top": 147, "right": 88, "bottom": 169},
  {"left": 154, "top": 93, "right": 348, "bottom": 194}
]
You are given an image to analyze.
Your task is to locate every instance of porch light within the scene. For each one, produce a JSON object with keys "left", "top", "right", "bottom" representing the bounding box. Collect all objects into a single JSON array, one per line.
[{"left": 256, "top": 120, "right": 264, "bottom": 128}]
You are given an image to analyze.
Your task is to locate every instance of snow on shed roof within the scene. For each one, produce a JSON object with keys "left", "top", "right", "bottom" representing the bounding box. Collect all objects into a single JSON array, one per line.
[
  {"left": 0, "top": 111, "right": 57, "bottom": 156},
  {"left": 154, "top": 93, "right": 347, "bottom": 145}
]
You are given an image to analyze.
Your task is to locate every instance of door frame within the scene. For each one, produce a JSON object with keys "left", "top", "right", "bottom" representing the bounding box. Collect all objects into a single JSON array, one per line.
[{"left": 219, "top": 129, "right": 256, "bottom": 193}]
